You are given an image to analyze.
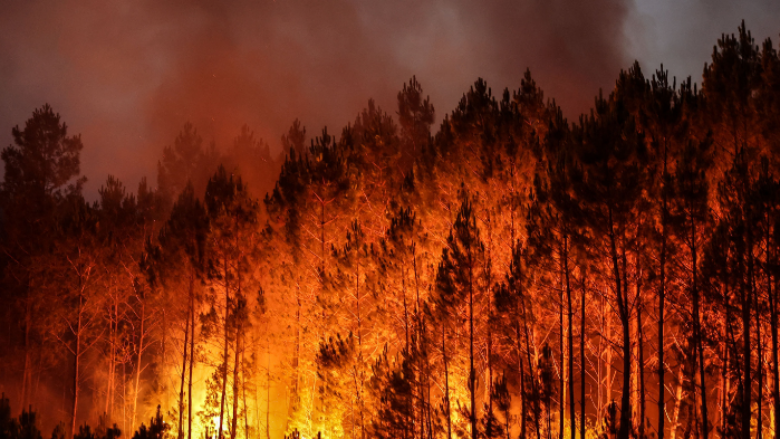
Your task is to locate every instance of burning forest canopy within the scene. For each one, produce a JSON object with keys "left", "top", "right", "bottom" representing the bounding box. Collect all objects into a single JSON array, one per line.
[{"left": 2, "top": 21, "right": 780, "bottom": 439}]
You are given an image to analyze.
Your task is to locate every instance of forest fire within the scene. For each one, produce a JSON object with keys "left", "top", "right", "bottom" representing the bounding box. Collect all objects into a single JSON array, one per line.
[{"left": 2, "top": 18, "right": 780, "bottom": 439}]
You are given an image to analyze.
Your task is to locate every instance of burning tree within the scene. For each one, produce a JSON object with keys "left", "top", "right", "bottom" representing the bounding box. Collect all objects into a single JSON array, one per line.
[{"left": 2, "top": 22, "right": 780, "bottom": 439}]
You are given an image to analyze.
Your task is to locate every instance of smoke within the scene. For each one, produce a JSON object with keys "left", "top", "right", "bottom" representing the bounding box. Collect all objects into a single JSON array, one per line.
[
  {"left": 626, "top": 0, "right": 780, "bottom": 84},
  {"left": 3, "top": 0, "right": 635, "bottom": 197}
]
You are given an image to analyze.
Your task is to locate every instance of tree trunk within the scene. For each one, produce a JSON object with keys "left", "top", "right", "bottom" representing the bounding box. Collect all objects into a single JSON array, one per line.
[
  {"left": 413, "top": 245, "right": 423, "bottom": 439},
  {"left": 402, "top": 269, "right": 410, "bottom": 351},
  {"left": 658, "top": 187, "right": 667, "bottom": 439},
  {"left": 580, "top": 280, "right": 586, "bottom": 439},
  {"left": 230, "top": 320, "right": 242, "bottom": 439},
  {"left": 162, "top": 308, "right": 168, "bottom": 409},
  {"left": 636, "top": 270, "right": 646, "bottom": 439},
  {"left": 71, "top": 292, "right": 83, "bottom": 438},
  {"left": 689, "top": 219, "right": 708, "bottom": 439},
  {"left": 122, "top": 360, "right": 127, "bottom": 434},
  {"left": 564, "top": 236, "right": 575, "bottom": 439},
  {"left": 267, "top": 342, "right": 272, "bottom": 439},
  {"left": 178, "top": 293, "right": 190, "bottom": 439},
  {"left": 607, "top": 207, "right": 631, "bottom": 439},
  {"left": 243, "top": 349, "right": 250, "bottom": 439},
  {"left": 320, "top": 200, "right": 326, "bottom": 273},
  {"left": 443, "top": 326, "right": 452, "bottom": 439},
  {"left": 718, "top": 340, "right": 728, "bottom": 437},
  {"left": 743, "top": 226, "right": 754, "bottom": 439},
  {"left": 188, "top": 281, "right": 195, "bottom": 439},
  {"left": 133, "top": 291, "right": 146, "bottom": 431},
  {"left": 485, "top": 213, "right": 494, "bottom": 439},
  {"left": 559, "top": 265, "right": 565, "bottom": 439},
  {"left": 468, "top": 259, "right": 477, "bottom": 439},
  {"left": 254, "top": 335, "right": 261, "bottom": 438},
  {"left": 597, "top": 295, "right": 606, "bottom": 426},
  {"left": 517, "top": 324, "right": 527, "bottom": 439},
  {"left": 605, "top": 296, "right": 614, "bottom": 429},
  {"left": 523, "top": 297, "right": 541, "bottom": 439},
  {"left": 669, "top": 362, "right": 686, "bottom": 439},
  {"left": 354, "top": 232, "right": 364, "bottom": 439},
  {"left": 771, "top": 270, "right": 779, "bottom": 439},
  {"left": 106, "top": 294, "right": 118, "bottom": 420},
  {"left": 619, "top": 308, "right": 631, "bottom": 439},
  {"left": 487, "top": 323, "right": 494, "bottom": 437},
  {"left": 757, "top": 324, "right": 764, "bottom": 439},
  {"left": 288, "top": 280, "right": 301, "bottom": 426},
  {"left": 22, "top": 293, "right": 32, "bottom": 411},
  {"left": 218, "top": 258, "right": 230, "bottom": 439}
]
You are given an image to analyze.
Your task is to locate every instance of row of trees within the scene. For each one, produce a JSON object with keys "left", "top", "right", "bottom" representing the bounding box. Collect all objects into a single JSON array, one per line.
[
  {"left": 0, "top": 111, "right": 276, "bottom": 438},
  {"left": 2, "top": 21, "right": 780, "bottom": 439},
  {"left": 0, "top": 392, "right": 168, "bottom": 439}
]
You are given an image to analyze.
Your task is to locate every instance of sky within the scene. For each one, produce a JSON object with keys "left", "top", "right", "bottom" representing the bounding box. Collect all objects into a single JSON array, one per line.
[{"left": 1, "top": 0, "right": 778, "bottom": 198}]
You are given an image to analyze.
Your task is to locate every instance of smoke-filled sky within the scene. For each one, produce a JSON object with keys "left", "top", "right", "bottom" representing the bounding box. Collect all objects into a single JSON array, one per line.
[{"left": 1, "top": 0, "right": 778, "bottom": 197}]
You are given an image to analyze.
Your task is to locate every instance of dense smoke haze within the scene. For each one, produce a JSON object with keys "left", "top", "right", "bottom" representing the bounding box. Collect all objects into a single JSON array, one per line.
[
  {"left": 0, "top": 0, "right": 650, "bottom": 195},
  {"left": 2, "top": 0, "right": 778, "bottom": 196},
  {"left": 1, "top": 0, "right": 620, "bottom": 197},
  {"left": 628, "top": 0, "right": 780, "bottom": 78}
]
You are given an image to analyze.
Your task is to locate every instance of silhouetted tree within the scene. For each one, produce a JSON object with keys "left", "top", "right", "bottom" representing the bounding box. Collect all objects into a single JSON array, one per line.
[
  {"left": 0, "top": 104, "right": 86, "bottom": 409},
  {"left": 434, "top": 192, "right": 487, "bottom": 439},
  {"left": 149, "top": 183, "right": 208, "bottom": 439},
  {"left": 571, "top": 72, "right": 649, "bottom": 439},
  {"left": 131, "top": 407, "right": 168, "bottom": 439}
]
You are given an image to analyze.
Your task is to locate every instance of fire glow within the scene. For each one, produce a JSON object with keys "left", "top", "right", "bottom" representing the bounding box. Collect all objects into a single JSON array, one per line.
[{"left": 0, "top": 21, "right": 779, "bottom": 439}]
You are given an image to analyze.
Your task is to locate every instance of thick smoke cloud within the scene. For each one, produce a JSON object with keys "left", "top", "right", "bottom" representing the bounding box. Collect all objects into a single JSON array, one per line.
[
  {"left": 626, "top": 0, "right": 780, "bottom": 83},
  {"left": 5, "top": 0, "right": 769, "bottom": 197}
]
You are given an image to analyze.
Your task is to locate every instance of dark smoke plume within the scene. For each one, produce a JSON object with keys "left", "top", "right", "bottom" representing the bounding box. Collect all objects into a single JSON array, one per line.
[{"left": 3, "top": 0, "right": 634, "bottom": 196}]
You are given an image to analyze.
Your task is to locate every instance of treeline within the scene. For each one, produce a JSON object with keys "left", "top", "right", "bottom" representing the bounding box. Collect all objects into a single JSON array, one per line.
[
  {"left": 0, "top": 393, "right": 168, "bottom": 439},
  {"left": 2, "top": 21, "right": 780, "bottom": 439},
  {"left": 0, "top": 114, "right": 278, "bottom": 437}
]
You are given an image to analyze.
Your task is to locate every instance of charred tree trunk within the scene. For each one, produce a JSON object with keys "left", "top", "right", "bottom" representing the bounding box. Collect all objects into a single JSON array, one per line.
[
  {"left": 564, "top": 236, "right": 575, "bottom": 439},
  {"left": 607, "top": 207, "right": 631, "bottom": 439},
  {"left": 619, "top": 302, "right": 631, "bottom": 439}
]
